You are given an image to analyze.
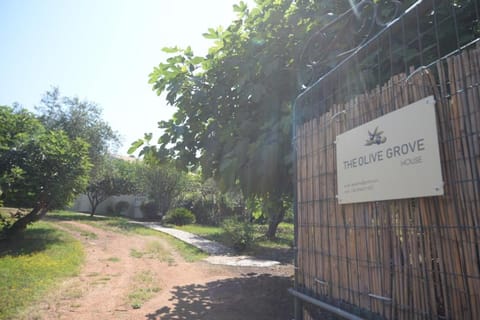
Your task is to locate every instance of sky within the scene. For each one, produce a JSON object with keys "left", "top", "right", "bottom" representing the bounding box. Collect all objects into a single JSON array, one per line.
[{"left": 0, "top": 0, "right": 255, "bottom": 155}]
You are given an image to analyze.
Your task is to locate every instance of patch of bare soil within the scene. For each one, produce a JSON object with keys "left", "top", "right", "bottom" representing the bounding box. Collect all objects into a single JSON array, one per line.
[{"left": 19, "top": 221, "right": 293, "bottom": 320}]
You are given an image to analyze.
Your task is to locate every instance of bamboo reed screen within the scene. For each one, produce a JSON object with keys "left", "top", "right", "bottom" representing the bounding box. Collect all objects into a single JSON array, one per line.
[{"left": 294, "top": 44, "right": 480, "bottom": 319}]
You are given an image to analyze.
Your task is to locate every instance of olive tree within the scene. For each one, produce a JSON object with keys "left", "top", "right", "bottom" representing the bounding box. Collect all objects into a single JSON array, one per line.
[
  {"left": 86, "top": 158, "right": 137, "bottom": 216},
  {"left": 0, "top": 106, "right": 91, "bottom": 238},
  {"left": 135, "top": 162, "right": 185, "bottom": 217}
]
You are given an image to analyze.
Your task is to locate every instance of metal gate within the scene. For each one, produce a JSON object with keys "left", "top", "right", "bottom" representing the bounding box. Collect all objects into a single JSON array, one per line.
[{"left": 292, "top": 1, "right": 480, "bottom": 319}]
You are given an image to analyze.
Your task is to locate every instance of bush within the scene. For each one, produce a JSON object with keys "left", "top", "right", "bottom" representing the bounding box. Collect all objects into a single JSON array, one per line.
[
  {"left": 163, "top": 208, "right": 196, "bottom": 226},
  {"left": 104, "top": 204, "right": 116, "bottom": 216},
  {"left": 191, "top": 200, "right": 221, "bottom": 225},
  {"left": 115, "top": 201, "right": 130, "bottom": 214},
  {"left": 221, "top": 217, "right": 254, "bottom": 252},
  {"left": 176, "top": 193, "right": 222, "bottom": 226},
  {"left": 140, "top": 200, "right": 159, "bottom": 219},
  {"left": 283, "top": 205, "right": 294, "bottom": 223}
]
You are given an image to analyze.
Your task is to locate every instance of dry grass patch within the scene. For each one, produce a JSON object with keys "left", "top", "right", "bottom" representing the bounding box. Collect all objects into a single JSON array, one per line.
[{"left": 127, "top": 270, "right": 161, "bottom": 309}]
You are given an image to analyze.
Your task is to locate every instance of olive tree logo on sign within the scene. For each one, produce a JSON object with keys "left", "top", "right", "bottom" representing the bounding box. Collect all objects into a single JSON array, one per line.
[{"left": 365, "top": 127, "right": 387, "bottom": 146}]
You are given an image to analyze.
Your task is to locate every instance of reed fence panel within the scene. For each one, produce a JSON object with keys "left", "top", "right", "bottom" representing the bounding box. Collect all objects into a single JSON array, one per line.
[{"left": 295, "top": 45, "right": 480, "bottom": 319}]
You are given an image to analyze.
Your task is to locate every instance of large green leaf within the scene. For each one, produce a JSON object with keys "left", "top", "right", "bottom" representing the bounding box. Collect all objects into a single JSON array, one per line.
[
  {"left": 202, "top": 28, "right": 219, "bottom": 39},
  {"left": 162, "top": 46, "right": 180, "bottom": 53},
  {"left": 127, "top": 139, "right": 144, "bottom": 154}
]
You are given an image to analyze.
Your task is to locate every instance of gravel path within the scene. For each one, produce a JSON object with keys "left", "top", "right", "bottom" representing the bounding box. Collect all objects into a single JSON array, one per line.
[
  {"left": 131, "top": 221, "right": 281, "bottom": 267},
  {"left": 132, "top": 222, "right": 232, "bottom": 255}
]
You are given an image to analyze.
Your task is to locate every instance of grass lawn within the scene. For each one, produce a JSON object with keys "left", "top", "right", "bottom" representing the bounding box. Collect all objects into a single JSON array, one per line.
[
  {"left": 176, "top": 224, "right": 224, "bottom": 242},
  {"left": 177, "top": 222, "right": 294, "bottom": 263},
  {"left": 47, "top": 211, "right": 207, "bottom": 262},
  {"left": 0, "top": 220, "right": 84, "bottom": 320}
]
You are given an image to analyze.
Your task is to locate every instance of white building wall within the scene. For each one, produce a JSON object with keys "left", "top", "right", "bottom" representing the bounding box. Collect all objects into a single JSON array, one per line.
[{"left": 71, "top": 194, "right": 148, "bottom": 219}]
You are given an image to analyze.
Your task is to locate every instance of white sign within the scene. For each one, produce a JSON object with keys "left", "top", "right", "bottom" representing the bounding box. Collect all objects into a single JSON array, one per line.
[{"left": 335, "top": 96, "right": 444, "bottom": 204}]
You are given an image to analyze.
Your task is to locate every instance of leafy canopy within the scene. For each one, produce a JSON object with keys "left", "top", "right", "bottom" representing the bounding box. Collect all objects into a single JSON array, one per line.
[
  {"left": 136, "top": 1, "right": 343, "bottom": 198},
  {"left": 35, "top": 87, "right": 120, "bottom": 173},
  {"left": 85, "top": 157, "right": 137, "bottom": 215},
  {"left": 131, "top": 0, "right": 348, "bottom": 238},
  {"left": 0, "top": 105, "right": 91, "bottom": 210}
]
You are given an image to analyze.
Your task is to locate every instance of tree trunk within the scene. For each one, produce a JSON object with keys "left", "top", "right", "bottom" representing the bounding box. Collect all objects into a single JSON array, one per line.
[
  {"left": 265, "top": 198, "right": 286, "bottom": 240},
  {"left": 266, "top": 218, "right": 282, "bottom": 240},
  {"left": 4, "top": 204, "right": 49, "bottom": 239},
  {"left": 87, "top": 193, "right": 98, "bottom": 216},
  {"left": 90, "top": 205, "right": 97, "bottom": 217}
]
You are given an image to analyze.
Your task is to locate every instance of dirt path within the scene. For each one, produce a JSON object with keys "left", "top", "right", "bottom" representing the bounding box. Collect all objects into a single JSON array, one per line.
[{"left": 20, "top": 221, "right": 293, "bottom": 320}]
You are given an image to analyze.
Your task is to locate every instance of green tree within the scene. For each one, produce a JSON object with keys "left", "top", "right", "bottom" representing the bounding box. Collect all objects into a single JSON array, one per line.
[
  {"left": 86, "top": 172, "right": 136, "bottom": 216},
  {"left": 0, "top": 106, "right": 91, "bottom": 238},
  {"left": 34, "top": 88, "right": 122, "bottom": 216},
  {"left": 178, "top": 174, "right": 246, "bottom": 225},
  {"left": 110, "top": 157, "right": 140, "bottom": 186},
  {"left": 35, "top": 87, "right": 120, "bottom": 158},
  {"left": 86, "top": 157, "right": 138, "bottom": 215},
  {"left": 35, "top": 87, "right": 120, "bottom": 176},
  {"left": 133, "top": 1, "right": 342, "bottom": 238},
  {"left": 0, "top": 105, "right": 44, "bottom": 201},
  {"left": 136, "top": 162, "right": 185, "bottom": 217}
]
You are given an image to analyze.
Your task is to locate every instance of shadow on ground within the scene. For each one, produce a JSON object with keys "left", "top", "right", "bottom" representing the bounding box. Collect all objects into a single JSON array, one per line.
[
  {"left": 0, "top": 227, "right": 65, "bottom": 257},
  {"left": 145, "top": 273, "right": 293, "bottom": 320},
  {"left": 253, "top": 247, "right": 294, "bottom": 264},
  {"left": 46, "top": 212, "right": 109, "bottom": 222}
]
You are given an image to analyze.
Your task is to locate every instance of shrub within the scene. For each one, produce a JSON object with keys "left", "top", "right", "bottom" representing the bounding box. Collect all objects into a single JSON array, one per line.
[
  {"left": 283, "top": 205, "right": 294, "bottom": 223},
  {"left": 221, "top": 217, "right": 254, "bottom": 252},
  {"left": 191, "top": 200, "right": 220, "bottom": 225},
  {"left": 105, "top": 204, "right": 116, "bottom": 216},
  {"left": 176, "top": 192, "right": 220, "bottom": 226},
  {"left": 140, "top": 200, "right": 159, "bottom": 219},
  {"left": 163, "top": 208, "right": 195, "bottom": 226},
  {"left": 115, "top": 201, "right": 130, "bottom": 214}
]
